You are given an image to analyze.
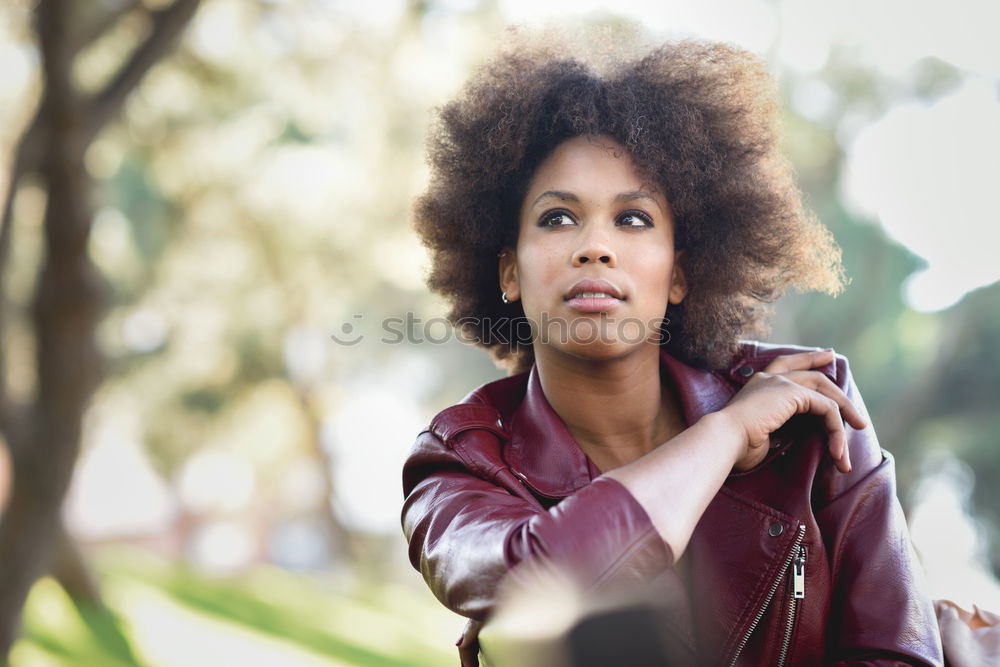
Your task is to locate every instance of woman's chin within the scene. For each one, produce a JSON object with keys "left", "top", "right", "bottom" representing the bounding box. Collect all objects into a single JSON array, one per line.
[
  {"left": 543, "top": 340, "right": 658, "bottom": 365},
  {"left": 528, "top": 313, "right": 663, "bottom": 363}
]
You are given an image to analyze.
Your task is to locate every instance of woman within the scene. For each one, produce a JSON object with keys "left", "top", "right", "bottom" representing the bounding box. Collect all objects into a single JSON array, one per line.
[{"left": 401, "top": 33, "right": 943, "bottom": 666}]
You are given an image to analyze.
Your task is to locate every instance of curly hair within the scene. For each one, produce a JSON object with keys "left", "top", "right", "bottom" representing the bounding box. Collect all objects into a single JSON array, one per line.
[{"left": 415, "top": 31, "right": 843, "bottom": 372}]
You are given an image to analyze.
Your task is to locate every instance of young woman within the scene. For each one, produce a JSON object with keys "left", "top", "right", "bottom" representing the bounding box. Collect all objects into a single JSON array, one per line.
[{"left": 401, "top": 34, "right": 943, "bottom": 666}]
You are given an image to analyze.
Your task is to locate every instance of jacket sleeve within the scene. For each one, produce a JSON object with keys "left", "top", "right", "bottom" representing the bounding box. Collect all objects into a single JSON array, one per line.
[
  {"left": 401, "top": 406, "right": 673, "bottom": 621},
  {"left": 815, "top": 355, "right": 944, "bottom": 666}
]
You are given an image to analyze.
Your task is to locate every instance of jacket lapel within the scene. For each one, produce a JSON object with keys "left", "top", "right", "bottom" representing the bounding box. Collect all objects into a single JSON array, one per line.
[
  {"left": 502, "top": 347, "right": 805, "bottom": 663},
  {"left": 505, "top": 365, "right": 596, "bottom": 499},
  {"left": 506, "top": 351, "right": 741, "bottom": 496},
  {"left": 659, "top": 349, "right": 739, "bottom": 427}
]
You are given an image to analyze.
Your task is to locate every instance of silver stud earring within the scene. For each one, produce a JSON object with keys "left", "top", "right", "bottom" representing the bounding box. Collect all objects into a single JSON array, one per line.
[{"left": 501, "top": 292, "right": 510, "bottom": 304}]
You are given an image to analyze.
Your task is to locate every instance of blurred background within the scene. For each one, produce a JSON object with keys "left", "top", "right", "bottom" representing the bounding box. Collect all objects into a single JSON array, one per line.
[{"left": 0, "top": 0, "right": 997, "bottom": 664}]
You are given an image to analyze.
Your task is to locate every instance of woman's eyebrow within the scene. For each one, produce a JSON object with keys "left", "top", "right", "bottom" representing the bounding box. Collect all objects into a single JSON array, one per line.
[
  {"left": 529, "top": 190, "right": 579, "bottom": 208},
  {"left": 616, "top": 190, "right": 668, "bottom": 215},
  {"left": 528, "top": 189, "right": 665, "bottom": 213},
  {"left": 614, "top": 191, "right": 658, "bottom": 204}
]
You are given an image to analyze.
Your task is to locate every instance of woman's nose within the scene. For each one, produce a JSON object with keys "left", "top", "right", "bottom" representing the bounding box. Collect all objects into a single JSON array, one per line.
[{"left": 572, "top": 226, "right": 617, "bottom": 267}]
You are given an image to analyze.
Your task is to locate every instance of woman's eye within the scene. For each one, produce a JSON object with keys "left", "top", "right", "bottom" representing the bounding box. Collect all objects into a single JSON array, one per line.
[
  {"left": 617, "top": 210, "right": 653, "bottom": 228},
  {"left": 539, "top": 210, "right": 575, "bottom": 227}
]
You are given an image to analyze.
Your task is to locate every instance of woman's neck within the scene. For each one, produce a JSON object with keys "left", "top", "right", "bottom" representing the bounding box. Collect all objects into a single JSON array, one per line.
[{"left": 534, "top": 345, "right": 685, "bottom": 472}]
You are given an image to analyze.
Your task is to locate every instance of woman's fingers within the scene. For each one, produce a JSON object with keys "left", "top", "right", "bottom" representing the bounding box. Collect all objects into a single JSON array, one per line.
[
  {"left": 750, "top": 371, "right": 856, "bottom": 473},
  {"left": 781, "top": 371, "right": 868, "bottom": 431},
  {"left": 762, "top": 348, "right": 835, "bottom": 374},
  {"left": 731, "top": 349, "right": 866, "bottom": 474},
  {"left": 806, "top": 392, "right": 852, "bottom": 473}
]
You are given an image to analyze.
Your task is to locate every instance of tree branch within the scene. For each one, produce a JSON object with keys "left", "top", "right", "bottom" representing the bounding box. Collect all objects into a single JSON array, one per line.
[
  {"left": 84, "top": 0, "right": 202, "bottom": 144},
  {"left": 0, "top": 116, "right": 45, "bottom": 379},
  {"left": 0, "top": 402, "right": 30, "bottom": 465},
  {"left": 72, "top": 0, "right": 145, "bottom": 57},
  {"left": 0, "top": 127, "right": 39, "bottom": 260},
  {"left": 0, "top": 2, "right": 57, "bottom": 457},
  {"left": 36, "top": 0, "right": 78, "bottom": 120}
]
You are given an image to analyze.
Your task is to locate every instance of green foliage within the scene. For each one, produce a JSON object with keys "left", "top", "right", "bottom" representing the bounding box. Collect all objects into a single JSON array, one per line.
[
  {"left": 107, "top": 154, "right": 177, "bottom": 268},
  {"left": 12, "top": 549, "right": 455, "bottom": 667}
]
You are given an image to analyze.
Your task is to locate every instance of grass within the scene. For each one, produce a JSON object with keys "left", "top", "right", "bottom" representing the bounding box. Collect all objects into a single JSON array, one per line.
[{"left": 10, "top": 548, "right": 458, "bottom": 667}]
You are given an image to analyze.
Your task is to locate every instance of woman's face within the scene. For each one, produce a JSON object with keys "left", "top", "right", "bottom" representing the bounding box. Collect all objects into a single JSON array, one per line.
[{"left": 499, "top": 134, "right": 687, "bottom": 362}]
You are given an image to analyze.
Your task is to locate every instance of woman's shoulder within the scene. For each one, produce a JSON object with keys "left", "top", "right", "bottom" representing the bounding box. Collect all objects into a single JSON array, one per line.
[
  {"left": 734, "top": 340, "right": 884, "bottom": 482},
  {"left": 738, "top": 341, "right": 889, "bottom": 495},
  {"left": 457, "top": 371, "right": 531, "bottom": 414},
  {"left": 404, "top": 373, "right": 530, "bottom": 497},
  {"left": 735, "top": 340, "right": 853, "bottom": 389},
  {"left": 411, "top": 370, "right": 531, "bottom": 456}
]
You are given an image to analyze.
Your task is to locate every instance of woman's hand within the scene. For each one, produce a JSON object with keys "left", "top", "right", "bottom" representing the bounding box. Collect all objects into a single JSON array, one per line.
[
  {"left": 719, "top": 349, "right": 867, "bottom": 473},
  {"left": 606, "top": 348, "right": 866, "bottom": 561}
]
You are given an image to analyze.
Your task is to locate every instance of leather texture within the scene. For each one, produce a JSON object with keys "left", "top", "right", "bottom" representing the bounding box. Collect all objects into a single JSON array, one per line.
[{"left": 401, "top": 342, "right": 945, "bottom": 665}]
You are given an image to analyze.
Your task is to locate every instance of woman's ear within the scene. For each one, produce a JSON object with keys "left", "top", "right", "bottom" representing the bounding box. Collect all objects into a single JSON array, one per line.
[
  {"left": 668, "top": 250, "right": 688, "bottom": 305},
  {"left": 498, "top": 249, "right": 520, "bottom": 303}
]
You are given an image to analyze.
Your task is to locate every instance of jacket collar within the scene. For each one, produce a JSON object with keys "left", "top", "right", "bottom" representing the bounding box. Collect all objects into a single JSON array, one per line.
[
  {"left": 505, "top": 364, "right": 596, "bottom": 498},
  {"left": 660, "top": 349, "right": 739, "bottom": 427},
  {"left": 506, "top": 348, "right": 739, "bottom": 499}
]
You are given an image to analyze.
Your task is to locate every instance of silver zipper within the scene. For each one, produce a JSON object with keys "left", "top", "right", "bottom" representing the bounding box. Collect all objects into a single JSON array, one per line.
[
  {"left": 793, "top": 546, "right": 806, "bottom": 599},
  {"left": 727, "top": 524, "right": 805, "bottom": 667},
  {"left": 776, "top": 545, "right": 807, "bottom": 667}
]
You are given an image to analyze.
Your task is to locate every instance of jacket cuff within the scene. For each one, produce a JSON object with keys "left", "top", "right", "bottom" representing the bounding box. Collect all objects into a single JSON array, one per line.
[{"left": 505, "top": 476, "right": 674, "bottom": 593}]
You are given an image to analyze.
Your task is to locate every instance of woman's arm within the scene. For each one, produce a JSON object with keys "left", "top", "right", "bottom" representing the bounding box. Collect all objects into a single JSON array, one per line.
[
  {"left": 606, "top": 348, "right": 866, "bottom": 560},
  {"left": 402, "top": 409, "right": 672, "bottom": 620}
]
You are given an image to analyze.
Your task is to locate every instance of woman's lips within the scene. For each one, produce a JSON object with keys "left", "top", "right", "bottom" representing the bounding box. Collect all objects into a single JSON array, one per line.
[
  {"left": 564, "top": 294, "right": 623, "bottom": 312},
  {"left": 564, "top": 280, "right": 625, "bottom": 312}
]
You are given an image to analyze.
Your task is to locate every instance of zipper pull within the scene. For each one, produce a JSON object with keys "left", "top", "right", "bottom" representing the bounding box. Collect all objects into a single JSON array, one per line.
[{"left": 793, "top": 546, "right": 806, "bottom": 599}]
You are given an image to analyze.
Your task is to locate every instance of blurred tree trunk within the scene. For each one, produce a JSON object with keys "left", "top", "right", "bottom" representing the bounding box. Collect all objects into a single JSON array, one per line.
[{"left": 0, "top": 0, "right": 201, "bottom": 658}]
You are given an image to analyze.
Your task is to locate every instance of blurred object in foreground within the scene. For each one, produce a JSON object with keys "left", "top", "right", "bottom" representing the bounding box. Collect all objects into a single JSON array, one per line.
[
  {"left": 935, "top": 600, "right": 1000, "bottom": 667},
  {"left": 480, "top": 561, "right": 693, "bottom": 667}
]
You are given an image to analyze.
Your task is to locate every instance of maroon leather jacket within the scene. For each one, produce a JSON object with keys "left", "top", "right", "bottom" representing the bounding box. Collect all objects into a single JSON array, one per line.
[{"left": 402, "top": 342, "right": 944, "bottom": 665}]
